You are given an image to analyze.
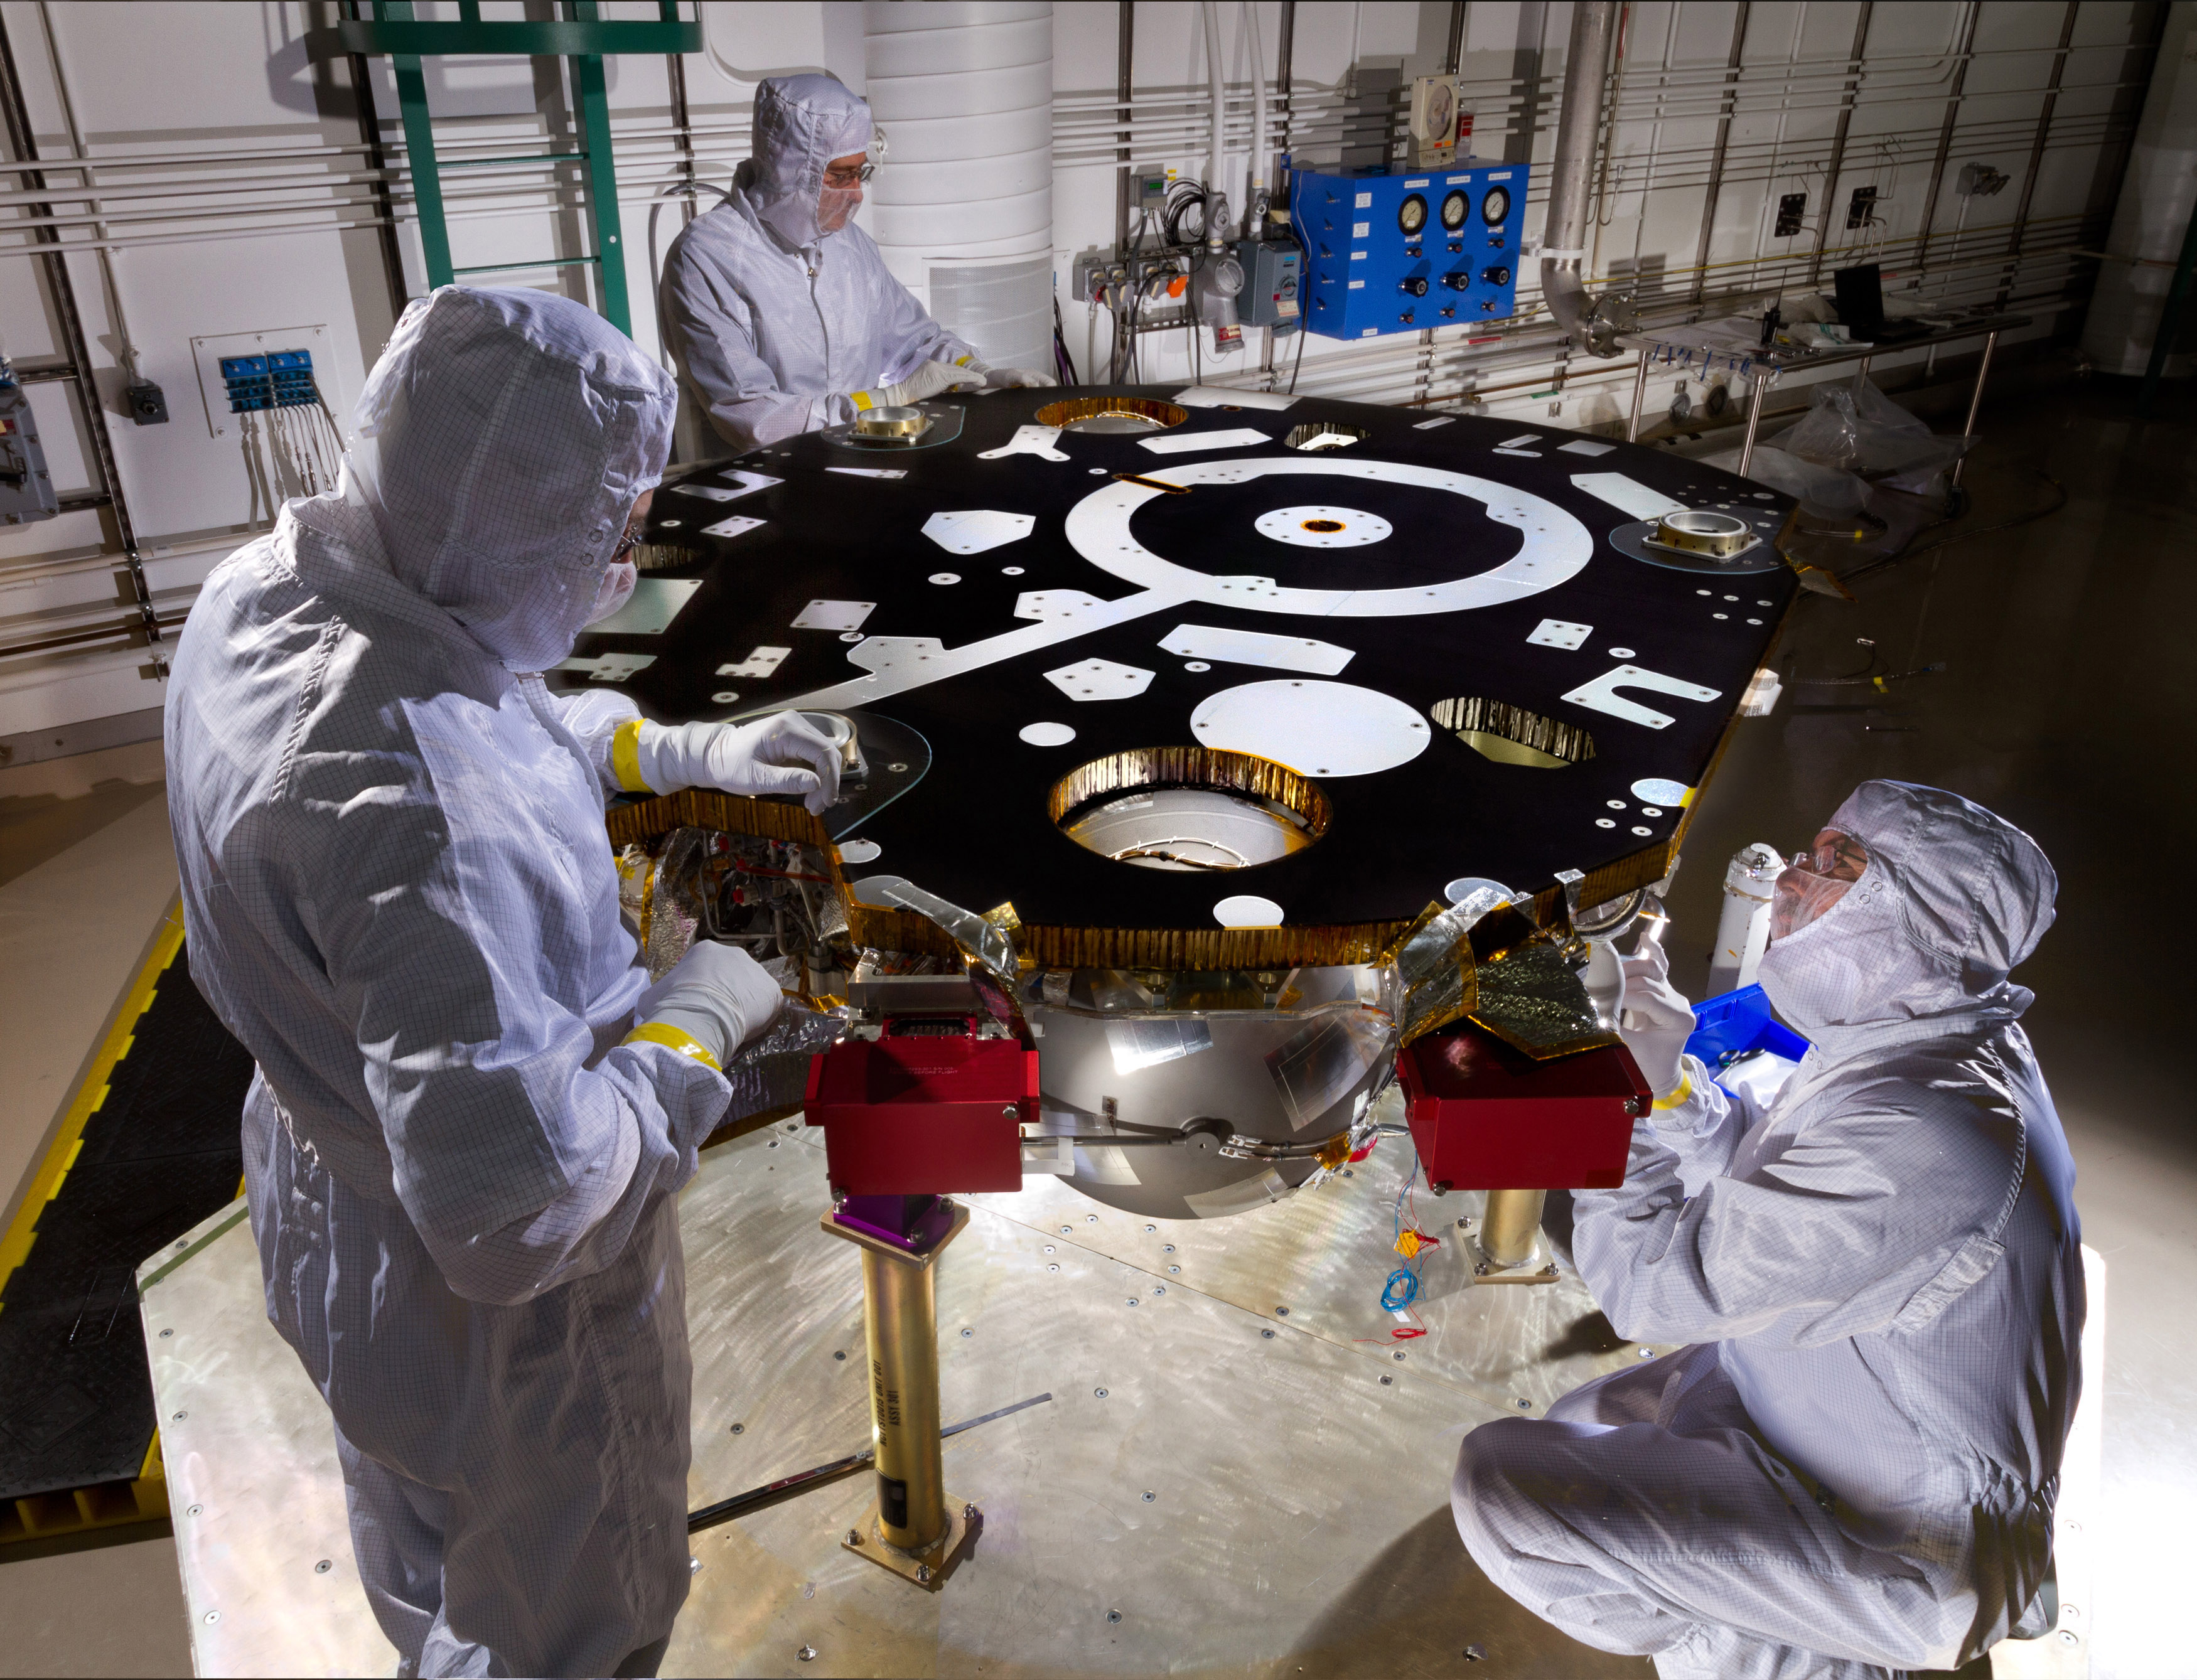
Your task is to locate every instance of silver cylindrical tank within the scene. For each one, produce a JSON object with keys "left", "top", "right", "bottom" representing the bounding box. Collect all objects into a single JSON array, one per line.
[
  {"left": 862, "top": 1, "right": 1055, "bottom": 372},
  {"left": 1027, "top": 964, "right": 1395, "bottom": 1222},
  {"left": 1707, "top": 843, "right": 1783, "bottom": 997}
]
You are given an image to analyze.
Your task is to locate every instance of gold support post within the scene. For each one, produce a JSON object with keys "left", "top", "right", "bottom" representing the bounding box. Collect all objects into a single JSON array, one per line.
[
  {"left": 820, "top": 1201, "right": 979, "bottom": 1590},
  {"left": 1479, "top": 1187, "right": 1546, "bottom": 1267},
  {"left": 859, "top": 1240, "right": 946, "bottom": 1549}
]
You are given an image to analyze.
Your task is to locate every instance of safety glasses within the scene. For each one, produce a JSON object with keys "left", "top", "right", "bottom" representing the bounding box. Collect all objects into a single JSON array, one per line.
[
  {"left": 1790, "top": 830, "right": 1871, "bottom": 882},
  {"left": 822, "top": 161, "right": 876, "bottom": 189},
  {"left": 1770, "top": 829, "right": 1870, "bottom": 941}
]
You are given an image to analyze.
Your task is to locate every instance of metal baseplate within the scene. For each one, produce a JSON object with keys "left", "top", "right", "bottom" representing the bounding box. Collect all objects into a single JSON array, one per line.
[
  {"left": 842, "top": 1494, "right": 980, "bottom": 1592},
  {"left": 1471, "top": 1231, "right": 1562, "bottom": 1285}
]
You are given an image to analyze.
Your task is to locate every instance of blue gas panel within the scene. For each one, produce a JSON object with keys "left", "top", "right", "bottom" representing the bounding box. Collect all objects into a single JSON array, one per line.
[{"left": 1291, "top": 162, "right": 1527, "bottom": 340}]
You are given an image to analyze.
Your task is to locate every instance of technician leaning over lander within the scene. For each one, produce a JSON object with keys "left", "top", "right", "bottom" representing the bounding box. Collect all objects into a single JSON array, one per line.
[
  {"left": 659, "top": 72, "right": 1055, "bottom": 454},
  {"left": 1454, "top": 781, "right": 2082, "bottom": 1679},
  {"left": 163, "top": 287, "right": 849, "bottom": 1677}
]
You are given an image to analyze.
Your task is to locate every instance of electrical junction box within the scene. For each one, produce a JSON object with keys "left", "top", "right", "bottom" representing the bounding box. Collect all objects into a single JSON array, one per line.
[
  {"left": 1397, "top": 1020, "right": 1649, "bottom": 1192},
  {"left": 804, "top": 1014, "right": 1038, "bottom": 1196},
  {"left": 1291, "top": 161, "right": 1527, "bottom": 341},
  {"left": 0, "top": 372, "right": 59, "bottom": 526},
  {"left": 1236, "top": 239, "right": 1303, "bottom": 333}
]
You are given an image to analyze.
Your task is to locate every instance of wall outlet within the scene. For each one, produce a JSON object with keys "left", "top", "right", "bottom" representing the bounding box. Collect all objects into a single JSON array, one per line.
[{"left": 190, "top": 325, "right": 341, "bottom": 440}]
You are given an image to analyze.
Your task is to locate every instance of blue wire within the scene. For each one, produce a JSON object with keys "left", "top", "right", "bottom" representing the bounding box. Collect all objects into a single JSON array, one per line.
[{"left": 1378, "top": 1145, "right": 1429, "bottom": 1316}]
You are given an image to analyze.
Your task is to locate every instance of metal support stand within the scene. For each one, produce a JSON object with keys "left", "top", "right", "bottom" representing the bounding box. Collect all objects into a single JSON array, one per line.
[
  {"left": 1626, "top": 353, "right": 1650, "bottom": 442},
  {"left": 1851, "top": 353, "right": 1872, "bottom": 393},
  {"left": 820, "top": 1196, "right": 981, "bottom": 1592},
  {"left": 1736, "top": 368, "right": 1771, "bottom": 476},
  {"left": 1950, "top": 329, "right": 1999, "bottom": 488},
  {"left": 0, "top": 15, "right": 158, "bottom": 664}
]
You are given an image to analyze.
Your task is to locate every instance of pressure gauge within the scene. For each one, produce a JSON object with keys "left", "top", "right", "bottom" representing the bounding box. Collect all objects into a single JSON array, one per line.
[
  {"left": 1481, "top": 185, "right": 1512, "bottom": 226},
  {"left": 1398, "top": 194, "right": 1428, "bottom": 237},
  {"left": 1441, "top": 190, "right": 1469, "bottom": 231}
]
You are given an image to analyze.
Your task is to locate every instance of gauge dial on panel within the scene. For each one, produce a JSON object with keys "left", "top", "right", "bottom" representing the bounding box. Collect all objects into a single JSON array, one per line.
[
  {"left": 1398, "top": 194, "right": 1428, "bottom": 237},
  {"left": 1441, "top": 190, "right": 1469, "bottom": 231},
  {"left": 1480, "top": 185, "right": 1512, "bottom": 226}
]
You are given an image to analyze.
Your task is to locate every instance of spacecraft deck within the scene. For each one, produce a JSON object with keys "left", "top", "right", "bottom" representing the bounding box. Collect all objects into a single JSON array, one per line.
[{"left": 572, "top": 387, "right": 1798, "bottom": 940}]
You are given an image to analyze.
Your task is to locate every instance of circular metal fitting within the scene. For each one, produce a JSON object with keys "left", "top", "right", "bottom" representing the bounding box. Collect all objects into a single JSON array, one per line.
[
  {"left": 852, "top": 404, "right": 928, "bottom": 439},
  {"left": 1651, "top": 509, "right": 1755, "bottom": 557}
]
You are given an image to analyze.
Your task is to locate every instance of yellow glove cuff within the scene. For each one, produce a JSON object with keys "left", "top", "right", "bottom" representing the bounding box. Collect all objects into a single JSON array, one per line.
[
  {"left": 610, "top": 718, "right": 652, "bottom": 793},
  {"left": 623, "top": 1022, "right": 722, "bottom": 1072},
  {"left": 1652, "top": 1072, "right": 1694, "bottom": 1111}
]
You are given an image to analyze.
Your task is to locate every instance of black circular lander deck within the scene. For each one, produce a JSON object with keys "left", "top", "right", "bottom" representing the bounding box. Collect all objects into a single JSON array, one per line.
[{"left": 572, "top": 387, "right": 1795, "bottom": 943}]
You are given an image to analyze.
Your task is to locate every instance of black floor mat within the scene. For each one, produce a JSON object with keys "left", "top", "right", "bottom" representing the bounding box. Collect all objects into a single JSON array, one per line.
[{"left": 0, "top": 942, "right": 254, "bottom": 1501}]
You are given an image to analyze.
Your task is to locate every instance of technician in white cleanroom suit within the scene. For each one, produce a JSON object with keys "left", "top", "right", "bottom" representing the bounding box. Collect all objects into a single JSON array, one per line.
[
  {"left": 1452, "top": 781, "right": 2082, "bottom": 1679},
  {"left": 164, "top": 286, "right": 844, "bottom": 1677},
  {"left": 658, "top": 72, "right": 1055, "bottom": 453}
]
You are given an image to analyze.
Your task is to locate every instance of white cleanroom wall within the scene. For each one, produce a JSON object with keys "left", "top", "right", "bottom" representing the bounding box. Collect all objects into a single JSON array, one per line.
[
  {"left": 0, "top": 0, "right": 2170, "bottom": 756},
  {"left": 2082, "top": 0, "right": 2197, "bottom": 376}
]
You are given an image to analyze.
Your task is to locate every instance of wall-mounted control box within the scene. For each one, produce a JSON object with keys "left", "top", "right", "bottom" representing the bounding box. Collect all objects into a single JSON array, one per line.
[
  {"left": 1291, "top": 161, "right": 1527, "bottom": 340},
  {"left": 1237, "top": 240, "right": 1302, "bottom": 333}
]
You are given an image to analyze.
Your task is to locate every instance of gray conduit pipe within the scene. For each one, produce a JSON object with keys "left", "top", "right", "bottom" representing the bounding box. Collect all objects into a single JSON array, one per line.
[{"left": 1540, "top": 1, "right": 1618, "bottom": 344}]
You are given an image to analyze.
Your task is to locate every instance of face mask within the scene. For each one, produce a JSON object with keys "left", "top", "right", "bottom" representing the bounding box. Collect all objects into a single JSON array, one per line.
[
  {"left": 1768, "top": 829, "right": 1871, "bottom": 941},
  {"left": 586, "top": 558, "right": 637, "bottom": 625},
  {"left": 817, "top": 183, "right": 862, "bottom": 236}
]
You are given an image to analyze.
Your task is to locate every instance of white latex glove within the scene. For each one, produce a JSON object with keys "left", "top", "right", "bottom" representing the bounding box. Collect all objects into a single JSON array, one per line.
[
  {"left": 629, "top": 941, "right": 785, "bottom": 1069},
  {"left": 1616, "top": 935, "right": 1697, "bottom": 1100},
  {"left": 979, "top": 363, "right": 1058, "bottom": 389},
  {"left": 633, "top": 713, "right": 842, "bottom": 814},
  {"left": 854, "top": 360, "right": 983, "bottom": 410}
]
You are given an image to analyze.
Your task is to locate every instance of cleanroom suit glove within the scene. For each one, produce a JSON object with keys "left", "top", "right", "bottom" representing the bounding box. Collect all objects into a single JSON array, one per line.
[
  {"left": 628, "top": 941, "right": 785, "bottom": 1070},
  {"left": 1614, "top": 934, "right": 1696, "bottom": 1101},
  {"left": 852, "top": 358, "right": 984, "bottom": 410},
  {"left": 620, "top": 712, "right": 842, "bottom": 813},
  {"left": 977, "top": 363, "right": 1058, "bottom": 389}
]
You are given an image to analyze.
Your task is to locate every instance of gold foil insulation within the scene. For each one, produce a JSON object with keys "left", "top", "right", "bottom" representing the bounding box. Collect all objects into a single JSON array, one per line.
[{"left": 1047, "top": 746, "right": 1332, "bottom": 842}]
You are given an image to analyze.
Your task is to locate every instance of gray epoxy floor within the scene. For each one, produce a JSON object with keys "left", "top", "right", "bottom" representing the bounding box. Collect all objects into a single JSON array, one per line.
[
  {"left": 1665, "top": 372, "right": 2196, "bottom": 1680},
  {"left": 0, "top": 376, "right": 2189, "bottom": 1678}
]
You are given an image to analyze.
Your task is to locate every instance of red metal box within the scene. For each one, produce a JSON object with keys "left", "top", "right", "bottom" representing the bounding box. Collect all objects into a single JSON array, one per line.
[
  {"left": 1397, "top": 1022, "right": 1649, "bottom": 1191},
  {"left": 804, "top": 1015, "right": 1038, "bottom": 1194}
]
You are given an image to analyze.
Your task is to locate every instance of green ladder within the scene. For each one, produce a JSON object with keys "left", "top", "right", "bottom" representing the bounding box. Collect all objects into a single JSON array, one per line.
[{"left": 313, "top": 1, "right": 699, "bottom": 335}]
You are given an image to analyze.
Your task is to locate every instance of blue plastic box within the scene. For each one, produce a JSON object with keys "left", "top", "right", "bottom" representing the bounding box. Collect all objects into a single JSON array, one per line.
[{"left": 1684, "top": 983, "right": 1810, "bottom": 1071}]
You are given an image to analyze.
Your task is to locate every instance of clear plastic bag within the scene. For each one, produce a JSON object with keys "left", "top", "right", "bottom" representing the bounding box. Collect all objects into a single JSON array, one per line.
[
  {"left": 1710, "top": 380, "right": 1973, "bottom": 562},
  {"left": 1777, "top": 381, "right": 1970, "bottom": 495}
]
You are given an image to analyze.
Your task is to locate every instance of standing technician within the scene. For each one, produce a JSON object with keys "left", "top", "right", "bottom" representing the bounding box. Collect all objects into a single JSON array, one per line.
[
  {"left": 165, "top": 286, "right": 844, "bottom": 1677},
  {"left": 1452, "top": 781, "right": 2082, "bottom": 1677},
  {"left": 659, "top": 73, "right": 1053, "bottom": 453}
]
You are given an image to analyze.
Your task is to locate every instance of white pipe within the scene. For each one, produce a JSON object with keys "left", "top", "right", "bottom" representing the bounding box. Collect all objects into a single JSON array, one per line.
[
  {"left": 34, "top": 2, "right": 139, "bottom": 380},
  {"left": 1201, "top": 0, "right": 1227, "bottom": 245},
  {"left": 1542, "top": 1, "right": 1618, "bottom": 339},
  {"left": 1243, "top": 0, "right": 1265, "bottom": 234}
]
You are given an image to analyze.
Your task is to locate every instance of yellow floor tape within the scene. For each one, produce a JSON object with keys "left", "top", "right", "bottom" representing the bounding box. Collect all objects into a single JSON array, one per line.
[{"left": 0, "top": 897, "right": 186, "bottom": 1544}]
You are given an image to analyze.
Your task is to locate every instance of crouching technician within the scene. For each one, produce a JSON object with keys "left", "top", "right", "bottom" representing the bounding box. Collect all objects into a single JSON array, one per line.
[
  {"left": 164, "top": 286, "right": 844, "bottom": 1677},
  {"left": 659, "top": 73, "right": 1054, "bottom": 453},
  {"left": 1451, "top": 781, "right": 2083, "bottom": 1678}
]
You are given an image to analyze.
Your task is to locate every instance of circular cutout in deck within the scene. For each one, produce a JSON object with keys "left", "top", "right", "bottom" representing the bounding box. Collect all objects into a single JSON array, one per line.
[{"left": 1050, "top": 746, "right": 1328, "bottom": 872}]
